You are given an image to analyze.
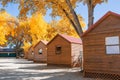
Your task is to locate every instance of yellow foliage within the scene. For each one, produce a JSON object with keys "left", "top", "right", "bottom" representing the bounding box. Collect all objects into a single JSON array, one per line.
[
  {"left": 0, "top": 10, "right": 15, "bottom": 45},
  {"left": 48, "top": 16, "right": 86, "bottom": 38},
  {"left": 22, "top": 41, "right": 31, "bottom": 52},
  {"left": 22, "top": 12, "right": 49, "bottom": 52},
  {"left": 29, "top": 12, "right": 48, "bottom": 44},
  {"left": 44, "top": 23, "right": 57, "bottom": 41},
  {"left": 12, "top": 19, "right": 31, "bottom": 43}
]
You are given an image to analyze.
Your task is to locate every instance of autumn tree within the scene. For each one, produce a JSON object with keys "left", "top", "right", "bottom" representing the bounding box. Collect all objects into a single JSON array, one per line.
[
  {"left": 23, "top": 12, "right": 84, "bottom": 51},
  {"left": 29, "top": 12, "right": 48, "bottom": 45},
  {"left": 0, "top": 0, "right": 83, "bottom": 37},
  {"left": 0, "top": 9, "right": 15, "bottom": 46},
  {"left": 47, "top": 16, "right": 86, "bottom": 39},
  {"left": 2, "top": 17, "right": 32, "bottom": 58},
  {"left": 0, "top": 9, "right": 26, "bottom": 57},
  {"left": 12, "top": 20, "right": 31, "bottom": 47},
  {"left": 21, "top": 12, "right": 49, "bottom": 54},
  {"left": 0, "top": 0, "right": 108, "bottom": 37}
]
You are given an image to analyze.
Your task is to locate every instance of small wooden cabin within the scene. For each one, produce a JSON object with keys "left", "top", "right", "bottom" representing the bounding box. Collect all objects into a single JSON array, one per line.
[
  {"left": 47, "top": 34, "right": 82, "bottom": 67},
  {"left": 33, "top": 40, "right": 48, "bottom": 63},
  {"left": 27, "top": 45, "right": 34, "bottom": 60},
  {"left": 82, "top": 11, "right": 120, "bottom": 79},
  {"left": 24, "top": 51, "right": 28, "bottom": 59}
]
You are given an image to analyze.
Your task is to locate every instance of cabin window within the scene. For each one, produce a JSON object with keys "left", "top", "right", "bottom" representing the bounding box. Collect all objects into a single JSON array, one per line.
[
  {"left": 105, "top": 36, "right": 120, "bottom": 54},
  {"left": 31, "top": 51, "right": 34, "bottom": 55},
  {"left": 55, "top": 46, "right": 62, "bottom": 54},
  {"left": 38, "top": 49, "right": 43, "bottom": 54}
]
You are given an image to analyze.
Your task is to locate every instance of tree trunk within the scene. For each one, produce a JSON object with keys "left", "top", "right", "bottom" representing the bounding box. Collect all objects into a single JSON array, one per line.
[
  {"left": 66, "top": 0, "right": 83, "bottom": 37},
  {"left": 87, "top": 0, "right": 94, "bottom": 27},
  {"left": 50, "top": 0, "right": 83, "bottom": 37},
  {"left": 15, "top": 41, "right": 19, "bottom": 58},
  {"left": 15, "top": 40, "right": 23, "bottom": 58}
]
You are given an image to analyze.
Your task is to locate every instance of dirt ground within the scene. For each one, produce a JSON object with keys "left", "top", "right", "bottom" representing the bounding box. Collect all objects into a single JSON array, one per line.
[{"left": 0, "top": 58, "right": 104, "bottom": 80}]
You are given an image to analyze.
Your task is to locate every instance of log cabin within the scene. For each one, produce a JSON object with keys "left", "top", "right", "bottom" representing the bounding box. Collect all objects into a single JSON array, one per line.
[
  {"left": 47, "top": 34, "right": 83, "bottom": 67},
  {"left": 27, "top": 45, "right": 34, "bottom": 60},
  {"left": 33, "top": 40, "right": 48, "bottom": 63},
  {"left": 82, "top": 11, "right": 120, "bottom": 79}
]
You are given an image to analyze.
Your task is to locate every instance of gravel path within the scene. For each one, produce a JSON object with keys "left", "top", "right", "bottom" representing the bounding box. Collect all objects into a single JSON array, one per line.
[{"left": 0, "top": 58, "right": 103, "bottom": 80}]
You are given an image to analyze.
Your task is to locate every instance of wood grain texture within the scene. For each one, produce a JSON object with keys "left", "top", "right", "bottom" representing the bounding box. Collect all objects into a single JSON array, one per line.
[
  {"left": 27, "top": 46, "right": 34, "bottom": 60},
  {"left": 83, "top": 15, "right": 120, "bottom": 75},
  {"left": 33, "top": 41, "right": 47, "bottom": 63},
  {"left": 47, "top": 35, "right": 83, "bottom": 67}
]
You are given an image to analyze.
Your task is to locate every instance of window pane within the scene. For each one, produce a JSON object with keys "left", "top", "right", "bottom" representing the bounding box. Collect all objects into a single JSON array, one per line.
[
  {"left": 106, "top": 46, "right": 120, "bottom": 54},
  {"left": 39, "top": 49, "right": 43, "bottom": 54},
  {"left": 105, "top": 36, "right": 119, "bottom": 45},
  {"left": 56, "top": 46, "right": 61, "bottom": 54},
  {"left": 31, "top": 52, "right": 34, "bottom": 55}
]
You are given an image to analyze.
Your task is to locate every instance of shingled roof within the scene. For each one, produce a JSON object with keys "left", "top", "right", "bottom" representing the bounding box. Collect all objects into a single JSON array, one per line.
[
  {"left": 47, "top": 34, "right": 82, "bottom": 45},
  {"left": 82, "top": 11, "right": 120, "bottom": 37}
]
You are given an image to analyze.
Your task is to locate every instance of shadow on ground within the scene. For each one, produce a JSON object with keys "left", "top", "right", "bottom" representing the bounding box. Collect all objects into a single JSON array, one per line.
[
  {"left": 0, "top": 69, "right": 93, "bottom": 80},
  {"left": 0, "top": 58, "right": 106, "bottom": 80}
]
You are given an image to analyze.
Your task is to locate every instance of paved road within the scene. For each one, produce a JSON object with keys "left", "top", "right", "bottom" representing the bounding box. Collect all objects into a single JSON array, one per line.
[{"left": 0, "top": 58, "right": 101, "bottom": 80}]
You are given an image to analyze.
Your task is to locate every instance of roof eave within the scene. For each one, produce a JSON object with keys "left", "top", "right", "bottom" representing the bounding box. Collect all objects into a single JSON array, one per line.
[{"left": 81, "top": 11, "right": 120, "bottom": 37}]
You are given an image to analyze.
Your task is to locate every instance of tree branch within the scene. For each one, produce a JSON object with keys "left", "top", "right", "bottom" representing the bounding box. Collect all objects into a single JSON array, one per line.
[
  {"left": 66, "top": 0, "right": 83, "bottom": 36},
  {"left": 49, "top": 0, "right": 83, "bottom": 37},
  {"left": 61, "top": 8, "right": 80, "bottom": 36}
]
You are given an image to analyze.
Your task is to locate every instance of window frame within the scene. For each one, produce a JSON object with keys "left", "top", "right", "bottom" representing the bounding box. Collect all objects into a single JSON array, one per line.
[
  {"left": 105, "top": 36, "right": 120, "bottom": 55},
  {"left": 55, "top": 45, "right": 62, "bottom": 55},
  {"left": 38, "top": 48, "right": 43, "bottom": 54},
  {"left": 31, "top": 51, "right": 34, "bottom": 55}
]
